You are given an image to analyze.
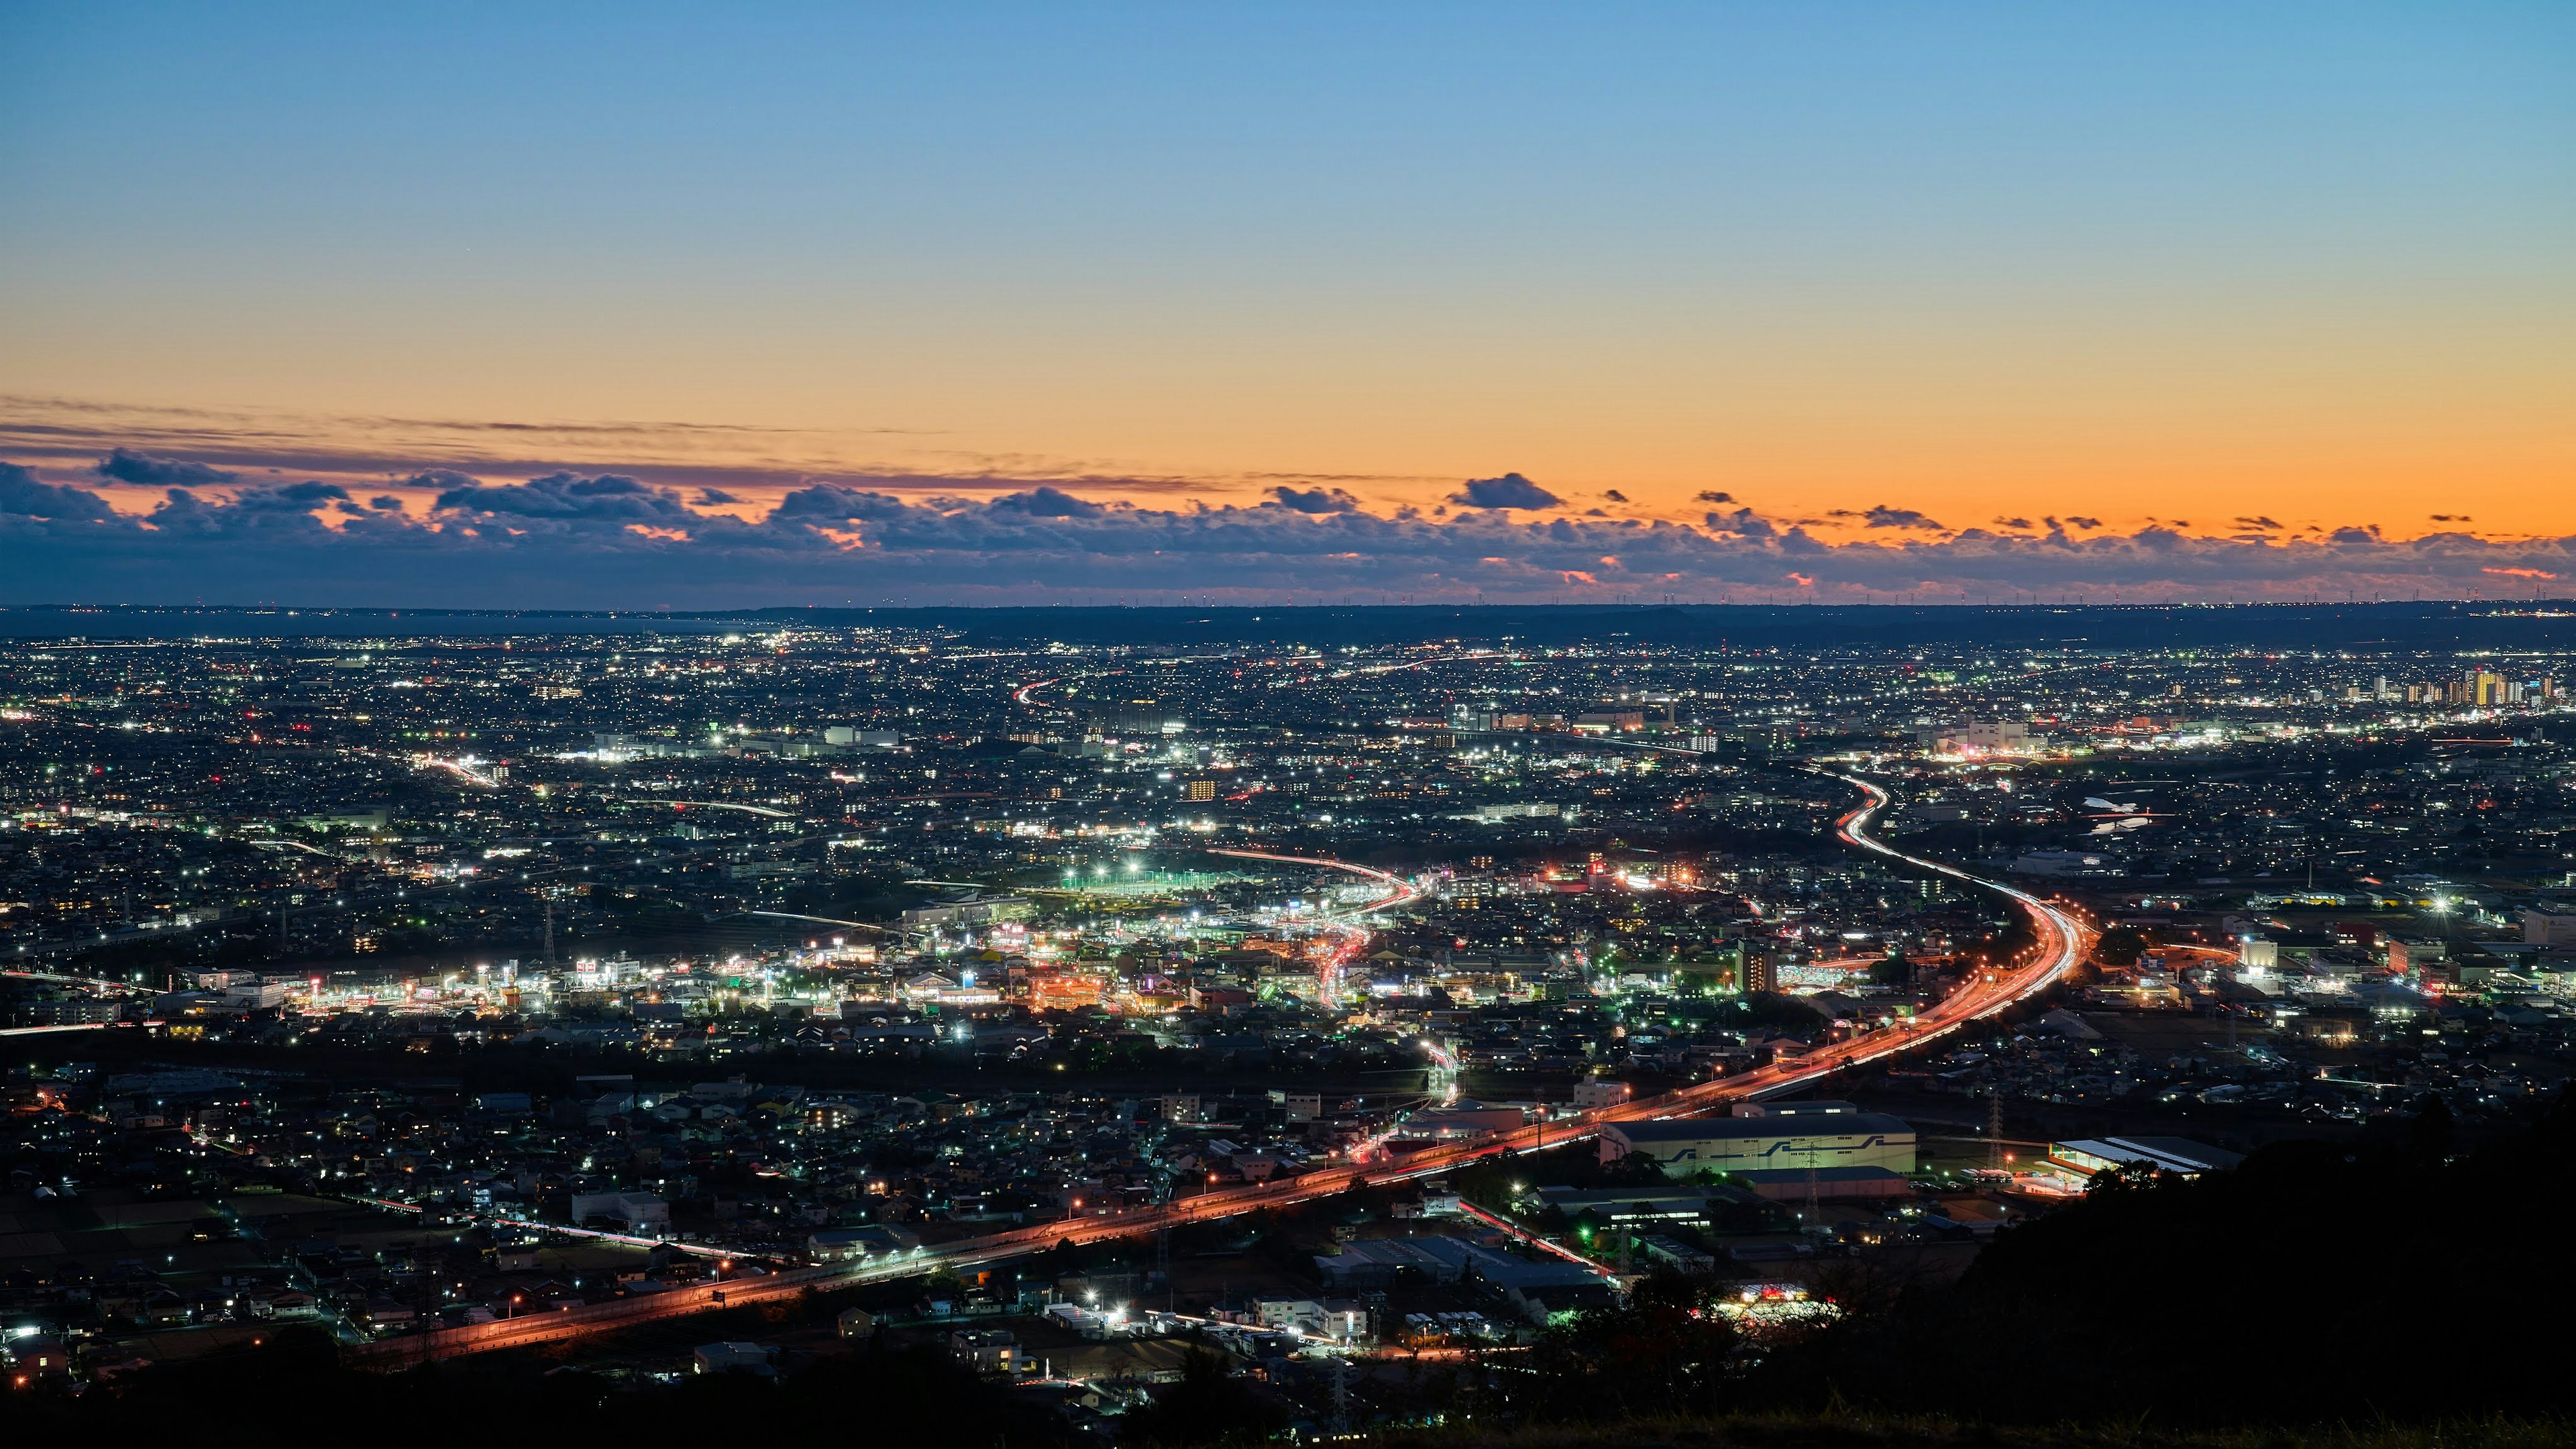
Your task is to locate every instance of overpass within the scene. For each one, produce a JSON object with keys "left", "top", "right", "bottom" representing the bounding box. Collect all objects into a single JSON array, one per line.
[{"left": 347, "top": 771, "right": 2088, "bottom": 1366}]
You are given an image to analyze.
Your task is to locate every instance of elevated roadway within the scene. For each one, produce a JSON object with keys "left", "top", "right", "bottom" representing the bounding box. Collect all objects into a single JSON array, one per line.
[{"left": 348, "top": 771, "right": 2088, "bottom": 1366}]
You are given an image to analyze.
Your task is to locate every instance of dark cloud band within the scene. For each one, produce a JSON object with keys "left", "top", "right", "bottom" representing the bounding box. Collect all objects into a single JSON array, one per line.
[{"left": 1, "top": 455, "right": 2568, "bottom": 607}]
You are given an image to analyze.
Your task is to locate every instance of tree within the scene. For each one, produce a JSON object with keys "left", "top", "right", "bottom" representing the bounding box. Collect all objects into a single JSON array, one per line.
[
  {"left": 2082, "top": 1158, "right": 2163, "bottom": 1197},
  {"left": 1117, "top": 1348, "right": 1281, "bottom": 1446},
  {"left": 1517, "top": 1272, "right": 1743, "bottom": 1421},
  {"left": 2094, "top": 926, "right": 2148, "bottom": 967}
]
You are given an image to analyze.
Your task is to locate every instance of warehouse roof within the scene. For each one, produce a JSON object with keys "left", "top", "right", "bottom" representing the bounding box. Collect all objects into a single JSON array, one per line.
[
  {"left": 1607, "top": 1112, "right": 1914, "bottom": 1142},
  {"left": 2053, "top": 1136, "right": 2243, "bottom": 1175}
]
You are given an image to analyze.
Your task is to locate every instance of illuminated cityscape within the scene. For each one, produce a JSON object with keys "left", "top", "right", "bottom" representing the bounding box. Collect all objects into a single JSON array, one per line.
[
  {"left": 7, "top": 3, "right": 2571, "bottom": 1441},
  {"left": 3, "top": 604, "right": 2573, "bottom": 1433}
]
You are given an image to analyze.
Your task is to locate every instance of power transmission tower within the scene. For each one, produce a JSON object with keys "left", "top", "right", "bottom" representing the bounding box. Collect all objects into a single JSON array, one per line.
[{"left": 1987, "top": 1089, "right": 2005, "bottom": 1173}]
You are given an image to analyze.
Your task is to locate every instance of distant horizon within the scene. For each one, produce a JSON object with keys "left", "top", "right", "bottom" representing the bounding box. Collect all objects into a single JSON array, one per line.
[
  {"left": 11, "top": 596, "right": 2576, "bottom": 652},
  {"left": 5, "top": 597, "right": 2573, "bottom": 615}
]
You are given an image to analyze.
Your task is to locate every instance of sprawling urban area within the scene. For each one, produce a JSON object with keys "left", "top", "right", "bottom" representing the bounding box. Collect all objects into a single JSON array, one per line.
[{"left": 5, "top": 605, "right": 2575, "bottom": 1436}]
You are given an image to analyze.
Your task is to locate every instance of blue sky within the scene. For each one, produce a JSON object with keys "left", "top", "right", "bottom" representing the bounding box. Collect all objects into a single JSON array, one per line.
[{"left": 3, "top": 3, "right": 2570, "bottom": 603}]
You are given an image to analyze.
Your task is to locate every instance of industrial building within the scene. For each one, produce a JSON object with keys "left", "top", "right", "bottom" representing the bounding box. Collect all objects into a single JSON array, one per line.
[
  {"left": 1528, "top": 1182, "right": 1762, "bottom": 1224},
  {"left": 2048, "top": 1136, "right": 2245, "bottom": 1180},
  {"left": 1597, "top": 1112, "right": 1918, "bottom": 1201}
]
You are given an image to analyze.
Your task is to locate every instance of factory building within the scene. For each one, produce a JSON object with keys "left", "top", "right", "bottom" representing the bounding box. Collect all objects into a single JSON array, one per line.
[{"left": 1597, "top": 1113, "right": 1917, "bottom": 1201}]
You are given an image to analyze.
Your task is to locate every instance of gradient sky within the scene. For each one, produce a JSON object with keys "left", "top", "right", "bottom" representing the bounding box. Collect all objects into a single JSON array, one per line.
[{"left": 2, "top": 3, "right": 2571, "bottom": 604}]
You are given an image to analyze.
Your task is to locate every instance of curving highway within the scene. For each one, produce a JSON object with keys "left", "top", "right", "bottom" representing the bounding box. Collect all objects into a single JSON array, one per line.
[{"left": 348, "top": 771, "right": 2087, "bottom": 1366}]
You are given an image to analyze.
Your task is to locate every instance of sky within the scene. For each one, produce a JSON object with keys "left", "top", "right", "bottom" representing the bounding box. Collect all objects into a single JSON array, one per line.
[{"left": 3, "top": 2, "right": 2571, "bottom": 606}]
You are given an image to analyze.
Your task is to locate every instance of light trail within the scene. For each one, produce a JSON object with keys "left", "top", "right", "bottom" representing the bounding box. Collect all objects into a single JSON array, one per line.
[
  {"left": 352, "top": 777, "right": 2086, "bottom": 1366},
  {"left": 659, "top": 799, "right": 796, "bottom": 818},
  {"left": 745, "top": 910, "right": 883, "bottom": 932},
  {"left": 1208, "top": 846, "right": 1424, "bottom": 1002},
  {"left": 419, "top": 756, "right": 497, "bottom": 788},
  {"left": 1208, "top": 847, "right": 1422, "bottom": 919},
  {"left": 1452, "top": 1199, "right": 1619, "bottom": 1279}
]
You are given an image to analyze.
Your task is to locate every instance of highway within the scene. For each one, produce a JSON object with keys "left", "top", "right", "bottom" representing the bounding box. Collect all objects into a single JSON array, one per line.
[
  {"left": 1206, "top": 846, "right": 1426, "bottom": 1002},
  {"left": 1205, "top": 847, "right": 1424, "bottom": 920},
  {"left": 347, "top": 771, "right": 2088, "bottom": 1367}
]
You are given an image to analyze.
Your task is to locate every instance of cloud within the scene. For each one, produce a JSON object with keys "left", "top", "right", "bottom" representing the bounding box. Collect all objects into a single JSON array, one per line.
[
  {"left": 1694, "top": 491, "right": 1735, "bottom": 504},
  {"left": 1267, "top": 485, "right": 1362, "bottom": 514},
  {"left": 95, "top": 447, "right": 237, "bottom": 488},
  {"left": 368, "top": 495, "right": 406, "bottom": 511},
  {"left": 694, "top": 487, "right": 742, "bottom": 505},
  {"left": 2431, "top": 514, "right": 2471, "bottom": 523},
  {"left": 237, "top": 480, "right": 352, "bottom": 510},
  {"left": 9, "top": 447, "right": 2576, "bottom": 608},
  {"left": 0, "top": 462, "right": 117, "bottom": 521},
  {"left": 984, "top": 486, "right": 1107, "bottom": 519},
  {"left": 1993, "top": 517, "right": 2035, "bottom": 531},
  {"left": 138, "top": 479, "right": 355, "bottom": 536},
  {"left": 1448, "top": 473, "right": 1561, "bottom": 511},
  {"left": 1863, "top": 504, "right": 1946, "bottom": 531},
  {"left": 1603, "top": 489, "right": 1629, "bottom": 503},
  {"left": 2235, "top": 515, "right": 2284, "bottom": 531},
  {"left": 1704, "top": 507, "right": 1776, "bottom": 538},
  {"left": 2049, "top": 516, "right": 2104, "bottom": 531},
  {"left": 767, "top": 484, "right": 915, "bottom": 525},
  {"left": 433, "top": 471, "right": 696, "bottom": 524}
]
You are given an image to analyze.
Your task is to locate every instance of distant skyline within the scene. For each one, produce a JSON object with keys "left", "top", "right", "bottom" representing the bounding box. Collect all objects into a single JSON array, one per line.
[{"left": 4, "top": 3, "right": 2571, "bottom": 604}]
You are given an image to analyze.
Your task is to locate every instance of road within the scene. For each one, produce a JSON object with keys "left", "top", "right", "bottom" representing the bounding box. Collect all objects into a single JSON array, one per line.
[
  {"left": 347, "top": 771, "right": 2088, "bottom": 1367},
  {"left": 1206, "top": 846, "right": 1425, "bottom": 1002},
  {"left": 1205, "top": 847, "right": 1424, "bottom": 920}
]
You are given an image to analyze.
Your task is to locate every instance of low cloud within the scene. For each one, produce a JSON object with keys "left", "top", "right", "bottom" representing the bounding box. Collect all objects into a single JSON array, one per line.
[
  {"left": 1449, "top": 473, "right": 1561, "bottom": 511},
  {"left": 1267, "top": 485, "right": 1362, "bottom": 514},
  {"left": 95, "top": 447, "right": 237, "bottom": 488},
  {"left": 1695, "top": 490, "right": 1735, "bottom": 504},
  {"left": 0, "top": 462, "right": 116, "bottom": 521},
  {"left": 434, "top": 470, "right": 694, "bottom": 524},
  {"left": 985, "top": 486, "right": 1108, "bottom": 519},
  {"left": 5, "top": 451, "right": 2573, "bottom": 608},
  {"left": 1863, "top": 504, "right": 1945, "bottom": 531}
]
